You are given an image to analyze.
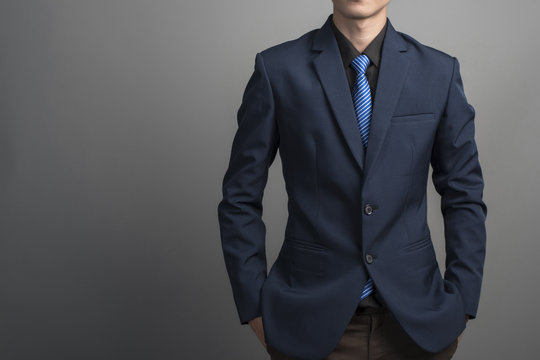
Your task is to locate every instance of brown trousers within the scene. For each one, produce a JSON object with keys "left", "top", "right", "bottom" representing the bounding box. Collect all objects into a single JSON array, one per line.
[{"left": 266, "top": 294, "right": 458, "bottom": 360}]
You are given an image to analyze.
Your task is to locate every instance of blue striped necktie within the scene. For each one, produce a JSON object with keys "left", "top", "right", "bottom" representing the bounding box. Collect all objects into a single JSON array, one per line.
[{"left": 351, "top": 54, "right": 375, "bottom": 301}]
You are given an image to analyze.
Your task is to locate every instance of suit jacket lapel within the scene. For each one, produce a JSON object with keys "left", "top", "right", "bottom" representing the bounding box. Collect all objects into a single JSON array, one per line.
[
  {"left": 363, "top": 20, "right": 409, "bottom": 177},
  {"left": 311, "top": 16, "right": 409, "bottom": 177},
  {"left": 312, "top": 15, "right": 366, "bottom": 173}
]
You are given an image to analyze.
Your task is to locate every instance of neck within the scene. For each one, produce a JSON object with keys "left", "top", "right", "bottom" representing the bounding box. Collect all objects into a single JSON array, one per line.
[{"left": 332, "top": 9, "right": 387, "bottom": 53}]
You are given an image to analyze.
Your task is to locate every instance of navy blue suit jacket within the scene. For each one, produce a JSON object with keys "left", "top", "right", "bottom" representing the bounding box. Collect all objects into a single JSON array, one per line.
[{"left": 218, "top": 15, "right": 487, "bottom": 359}]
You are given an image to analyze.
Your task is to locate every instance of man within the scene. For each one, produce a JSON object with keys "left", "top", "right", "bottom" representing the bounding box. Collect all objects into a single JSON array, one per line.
[{"left": 217, "top": 0, "right": 487, "bottom": 359}]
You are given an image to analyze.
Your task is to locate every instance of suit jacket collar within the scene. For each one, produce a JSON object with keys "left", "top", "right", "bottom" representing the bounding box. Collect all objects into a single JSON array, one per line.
[{"left": 312, "top": 14, "right": 409, "bottom": 176}]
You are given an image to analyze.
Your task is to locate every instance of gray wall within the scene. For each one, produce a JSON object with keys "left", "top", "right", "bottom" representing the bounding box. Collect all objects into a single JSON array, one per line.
[{"left": 0, "top": 1, "right": 538, "bottom": 359}]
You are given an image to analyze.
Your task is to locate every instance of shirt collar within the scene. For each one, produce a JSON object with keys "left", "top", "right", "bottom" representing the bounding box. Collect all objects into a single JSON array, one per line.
[{"left": 330, "top": 15, "right": 388, "bottom": 69}]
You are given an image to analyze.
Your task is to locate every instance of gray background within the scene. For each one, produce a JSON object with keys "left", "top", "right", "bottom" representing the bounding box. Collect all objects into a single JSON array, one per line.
[{"left": 0, "top": 1, "right": 538, "bottom": 359}]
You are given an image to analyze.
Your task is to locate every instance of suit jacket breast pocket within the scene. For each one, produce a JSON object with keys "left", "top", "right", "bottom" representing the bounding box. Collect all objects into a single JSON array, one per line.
[
  {"left": 385, "top": 112, "right": 438, "bottom": 175},
  {"left": 390, "top": 113, "right": 435, "bottom": 124}
]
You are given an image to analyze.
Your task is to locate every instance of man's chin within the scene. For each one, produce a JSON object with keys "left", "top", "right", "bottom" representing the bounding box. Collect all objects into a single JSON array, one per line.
[{"left": 339, "top": 7, "right": 385, "bottom": 21}]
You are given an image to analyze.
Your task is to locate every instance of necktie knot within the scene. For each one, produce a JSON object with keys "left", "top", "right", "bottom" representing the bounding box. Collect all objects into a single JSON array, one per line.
[{"left": 351, "top": 54, "right": 370, "bottom": 75}]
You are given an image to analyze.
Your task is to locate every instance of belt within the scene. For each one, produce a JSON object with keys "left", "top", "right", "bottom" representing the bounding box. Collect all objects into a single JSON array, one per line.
[{"left": 355, "top": 293, "right": 386, "bottom": 315}]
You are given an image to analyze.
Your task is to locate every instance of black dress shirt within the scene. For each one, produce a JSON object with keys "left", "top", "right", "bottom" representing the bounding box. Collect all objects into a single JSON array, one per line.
[{"left": 330, "top": 16, "right": 388, "bottom": 98}]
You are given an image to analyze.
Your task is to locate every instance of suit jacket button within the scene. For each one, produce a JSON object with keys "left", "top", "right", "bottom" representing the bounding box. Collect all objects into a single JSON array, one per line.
[
  {"left": 364, "top": 204, "right": 373, "bottom": 215},
  {"left": 365, "top": 254, "right": 374, "bottom": 264}
]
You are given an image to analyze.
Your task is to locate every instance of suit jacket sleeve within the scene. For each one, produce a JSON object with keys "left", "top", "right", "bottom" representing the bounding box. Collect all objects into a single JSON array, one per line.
[
  {"left": 217, "top": 52, "right": 279, "bottom": 325},
  {"left": 430, "top": 57, "right": 488, "bottom": 320}
]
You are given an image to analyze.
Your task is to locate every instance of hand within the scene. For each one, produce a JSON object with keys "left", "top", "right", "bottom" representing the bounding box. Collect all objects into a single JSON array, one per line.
[{"left": 248, "top": 316, "right": 267, "bottom": 348}]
